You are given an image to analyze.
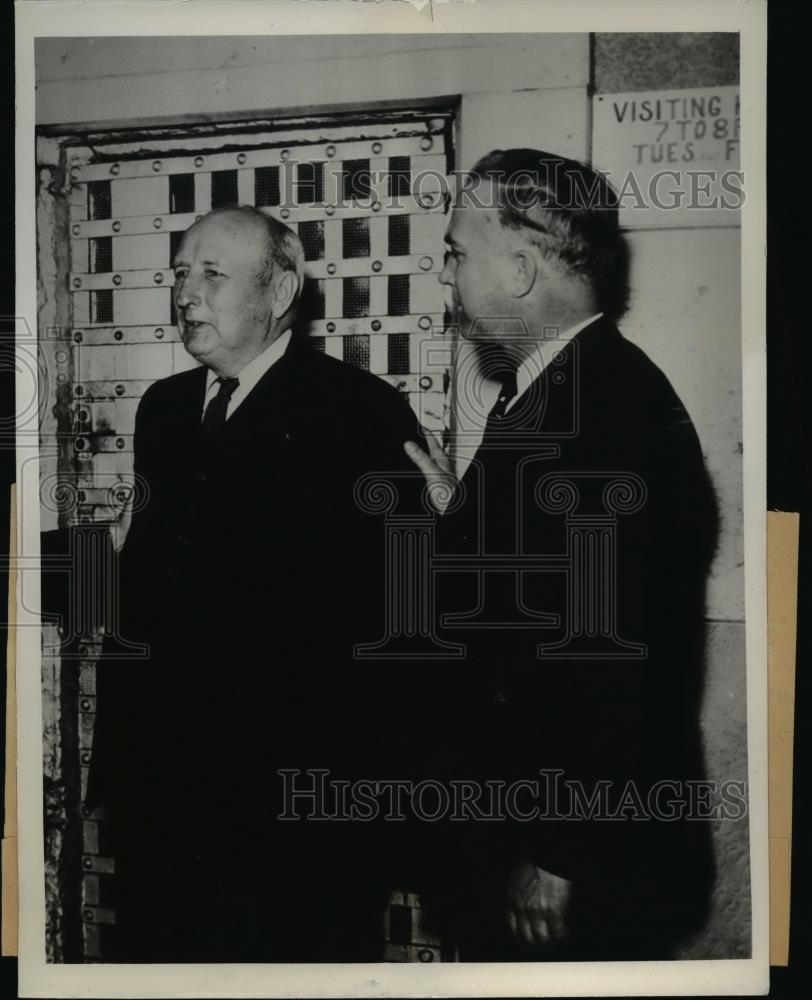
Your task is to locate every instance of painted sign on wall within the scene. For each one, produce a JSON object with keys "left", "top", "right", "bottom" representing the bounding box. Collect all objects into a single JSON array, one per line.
[{"left": 592, "top": 86, "right": 741, "bottom": 228}]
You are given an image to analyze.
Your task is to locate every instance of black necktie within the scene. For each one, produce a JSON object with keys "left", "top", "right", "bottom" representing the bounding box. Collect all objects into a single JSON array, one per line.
[
  {"left": 487, "top": 369, "right": 518, "bottom": 421},
  {"left": 202, "top": 377, "right": 240, "bottom": 434}
]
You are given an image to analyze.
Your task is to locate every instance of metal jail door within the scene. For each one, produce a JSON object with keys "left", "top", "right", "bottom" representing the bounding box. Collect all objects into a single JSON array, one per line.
[{"left": 48, "top": 108, "right": 456, "bottom": 961}]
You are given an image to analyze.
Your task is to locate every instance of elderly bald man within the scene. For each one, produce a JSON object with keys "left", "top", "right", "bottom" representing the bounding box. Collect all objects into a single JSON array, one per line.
[{"left": 89, "top": 206, "right": 423, "bottom": 962}]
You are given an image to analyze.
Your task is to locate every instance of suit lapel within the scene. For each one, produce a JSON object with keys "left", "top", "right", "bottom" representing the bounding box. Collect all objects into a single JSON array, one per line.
[
  {"left": 170, "top": 365, "right": 209, "bottom": 440},
  {"left": 212, "top": 336, "right": 316, "bottom": 444},
  {"left": 482, "top": 315, "right": 620, "bottom": 440}
]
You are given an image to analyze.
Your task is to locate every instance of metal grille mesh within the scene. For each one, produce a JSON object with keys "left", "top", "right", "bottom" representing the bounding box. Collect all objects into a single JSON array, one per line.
[
  {"left": 343, "top": 276, "right": 370, "bottom": 318},
  {"left": 388, "top": 215, "right": 410, "bottom": 256},
  {"left": 211, "top": 170, "right": 239, "bottom": 208},
  {"left": 169, "top": 230, "right": 184, "bottom": 268},
  {"left": 344, "top": 333, "right": 370, "bottom": 370},
  {"left": 388, "top": 274, "right": 410, "bottom": 316},
  {"left": 342, "top": 158, "right": 372, "bottom": 201},
  {"left": 388, "top": 332, "right": 410, "bottom": 376},
  {"left": 255, "top": 165, "right": 281, "bottom": 207},
  {"left": 88, "top": 181, "right": 111, "bottom": 220},
  {"left": 388, "top": 156, "right": 411, "bottom": 198},
  {"left": 90, "top": 290, "right": 113, "bottom": 325},
  {"left": 301, "top": 277, "right": 326, "bottom": 322},
  {"left": 295, "top": 161, "right": 325, "bottom": 205},
  {"left": 89, "top": 238, "right": 112, "bottom": 274},
  {"left": 298, "top": 220, "right": 325, "bottom": 262},
  {"left": 342, "top": 217, "right": 370, "bottom": 259},
  {"left": 169, "top": 174, "right": 195, "bottom": 215}
]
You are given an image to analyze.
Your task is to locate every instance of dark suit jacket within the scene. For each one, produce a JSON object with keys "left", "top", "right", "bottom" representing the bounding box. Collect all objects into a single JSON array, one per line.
[
  {"left": 87, "top": 335, "right": 424, "bottom": 959},
  {"left": 431, "top": 317, "right": 718, "bottom": 958}
]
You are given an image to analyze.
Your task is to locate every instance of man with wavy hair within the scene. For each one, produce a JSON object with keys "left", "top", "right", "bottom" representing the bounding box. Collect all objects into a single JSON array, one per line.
[{"left": 406, "top": 149, "right": 718, "bottom": 960}]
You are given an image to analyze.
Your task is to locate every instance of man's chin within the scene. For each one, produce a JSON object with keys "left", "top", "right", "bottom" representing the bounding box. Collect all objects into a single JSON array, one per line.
[
  {"left": 458, "top": 313, "right": 500, "bottom": 341},
  {"left": 462, "top": 317, "right": 530, "bottom": 343},
  {"left": 461, "top": 321, "right": 496, "bottom": 342},
  {"left": 459, "top": 316, "right": 481, "bottom": 341},
  {"left": 181, "top": 328, "right": 215, "bottom": 360}
]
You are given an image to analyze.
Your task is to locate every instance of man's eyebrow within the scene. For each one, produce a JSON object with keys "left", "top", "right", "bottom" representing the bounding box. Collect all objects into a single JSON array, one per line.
[
  {"left": 172, "top": 257, "right": 224, "bottom": 268},
  {"left": 444, "top": 234, "right": 462, "bottom": 249}
]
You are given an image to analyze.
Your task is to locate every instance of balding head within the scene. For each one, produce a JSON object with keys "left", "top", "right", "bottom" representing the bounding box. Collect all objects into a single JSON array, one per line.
[
  {"left": 186, "top": 206, "right": 305, "bottom": 295},
  {"left": 172, "top": 206, "right": 305, "bottom": 376}
]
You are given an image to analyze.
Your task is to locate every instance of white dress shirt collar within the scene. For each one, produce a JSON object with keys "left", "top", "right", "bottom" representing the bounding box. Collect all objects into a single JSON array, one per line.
[
  {"left": 202, "top": 329, "right": 293, "bottom": 420},
  {"left": 505, "top": 312, "right": 604, "bottom": 412}
]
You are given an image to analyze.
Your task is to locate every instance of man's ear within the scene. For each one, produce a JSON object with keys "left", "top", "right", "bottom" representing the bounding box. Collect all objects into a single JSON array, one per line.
[
  {"left": 271, "top": 271, "right": 299, "bottom": 319},
  {"left": 512, "top": 248, "right": 538, "bottom": 298}
]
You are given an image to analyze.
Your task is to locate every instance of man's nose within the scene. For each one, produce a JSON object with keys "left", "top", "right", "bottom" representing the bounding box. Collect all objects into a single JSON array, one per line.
[
  {"left": 174, "top": 272, "right": 200, "bottom": 309},
  {"left": 438, "top": 257, "right": 454, "bottom": 287}
]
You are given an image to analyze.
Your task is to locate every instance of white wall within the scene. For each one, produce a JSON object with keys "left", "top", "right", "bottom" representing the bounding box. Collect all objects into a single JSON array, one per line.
[
  {"left": 36, "top": 33, "right": 587, "bottom": 132},
  {"left": 623, "top": 226, "right": 742, "bottom": 621}
]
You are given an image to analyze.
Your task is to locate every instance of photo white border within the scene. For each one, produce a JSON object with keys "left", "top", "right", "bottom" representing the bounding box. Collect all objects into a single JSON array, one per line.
[{"left": 15, "top": 1, "right": 769, "bottom": 995}]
